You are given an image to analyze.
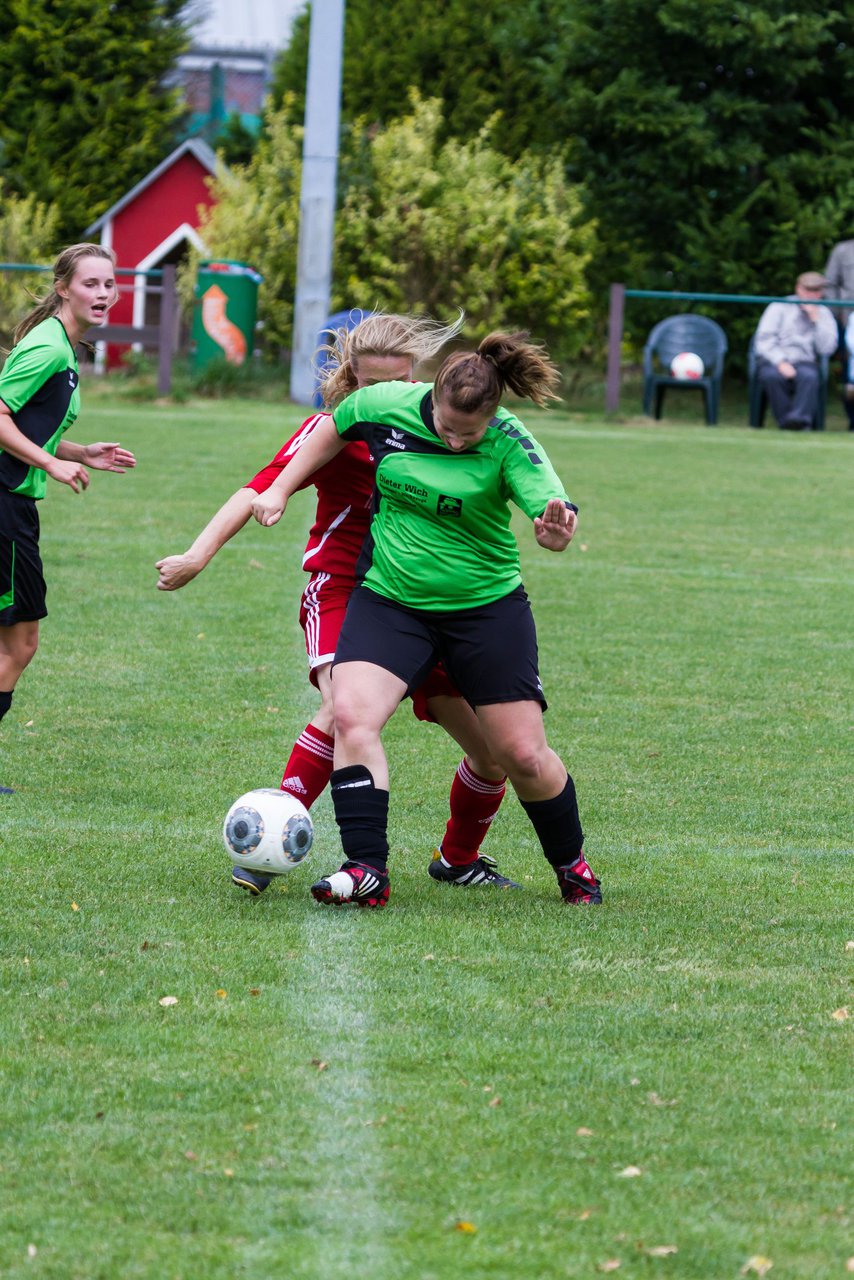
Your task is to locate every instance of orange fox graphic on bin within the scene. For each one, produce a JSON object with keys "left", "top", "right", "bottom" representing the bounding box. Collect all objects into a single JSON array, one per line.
[{"left": 201, "top": 284, "right": 247, "bottom": 365}]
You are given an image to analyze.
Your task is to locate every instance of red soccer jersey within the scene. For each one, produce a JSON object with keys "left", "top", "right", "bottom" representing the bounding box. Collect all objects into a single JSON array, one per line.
[{"left": 245, "top": 412, "right": 374, "bottom": 577}]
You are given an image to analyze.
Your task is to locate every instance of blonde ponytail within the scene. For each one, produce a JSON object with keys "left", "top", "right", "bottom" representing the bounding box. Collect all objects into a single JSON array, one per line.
[{"left": 317, "top": 310, "right": 464, "bottom": 408}]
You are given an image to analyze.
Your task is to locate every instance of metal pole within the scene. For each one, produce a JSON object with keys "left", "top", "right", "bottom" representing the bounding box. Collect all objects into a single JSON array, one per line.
[
  {"left": 605, "top": 283, "right": 625, "bottom": 413},
  {"left": 289, "top": 0, "right": 346, "bottom": 404},
  {"left": 157, "top": 265, "right": 177, "bottom": 397}
]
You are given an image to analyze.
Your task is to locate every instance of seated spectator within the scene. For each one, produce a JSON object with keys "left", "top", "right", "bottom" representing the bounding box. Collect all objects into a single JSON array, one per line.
[
  {"left": 823, "top": 237, "right": 854, "bottom": 428},
  {"left": 753, "top": 271, "right": 838, "bottom": 430},
  {"left": 843, "top": 311, "right": 854, "bottom": 431}
]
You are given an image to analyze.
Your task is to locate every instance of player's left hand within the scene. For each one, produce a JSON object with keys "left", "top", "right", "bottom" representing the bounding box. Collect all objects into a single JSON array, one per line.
[
  {"left": 534, "top": 499, "right": 576, "bottom": 551},
  {"left": 83, "top": 442, "right": 137, "bottom": 472},
  {"left": 155, "top": 553, "right": 200, "bottom": 591}
]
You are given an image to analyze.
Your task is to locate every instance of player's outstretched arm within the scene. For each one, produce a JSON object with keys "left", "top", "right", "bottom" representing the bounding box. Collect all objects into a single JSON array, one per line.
[
  {"left": 156, "top": 488, "right": 256, "bottom": 590},
  {"left": 251, "top": 416, "right": 344, "bottom": 527},
  {"left": 59, "top": 441, "right": 136, "bottom": 472},
  {"left": 533, "top": 499, "right": 577, "bottom": 552}
]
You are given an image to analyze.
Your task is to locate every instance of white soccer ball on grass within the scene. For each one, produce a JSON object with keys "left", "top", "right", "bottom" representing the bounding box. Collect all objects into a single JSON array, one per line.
[
  {"left": 670, "top": 351, "right": 705, "bottom": 380},
  {"left": 223, "top": 788, "right": 313, "bottom": 876}
]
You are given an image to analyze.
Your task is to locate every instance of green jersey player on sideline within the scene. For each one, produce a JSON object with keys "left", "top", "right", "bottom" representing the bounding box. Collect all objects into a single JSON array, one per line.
[{"left": 0, "top": 243, "right": 136, "bottom": 793}]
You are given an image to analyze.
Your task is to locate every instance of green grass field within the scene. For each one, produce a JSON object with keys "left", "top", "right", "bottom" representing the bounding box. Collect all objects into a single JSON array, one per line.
[{"left": 0, "top": 391, "right": 851, "bottom": 1279}]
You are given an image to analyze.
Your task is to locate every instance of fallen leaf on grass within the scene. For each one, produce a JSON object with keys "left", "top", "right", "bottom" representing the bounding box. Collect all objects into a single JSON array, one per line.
[
  {"left": 249, "top": 988, "right": 261, "bottom": 996},
  {"left": 845, "top": 1257, "right": 854, "bottom": 1272},
  {"left": 577, "top": 1127, "right": 594, "bottom": 1136},
  {"left": 598, "top": 1260, "right": 621, "bottom": 1272},
  {"left": 310, "top": 1059, "right": 328, "bottom": 1071},
  {"left": 617, "top": 1166, "right": 643, "bottom": 1178},
  {"left": 578, "top": 1208, "right": 593, "bottom": 1220},
  {"left": 223, "top": 1168, "right": 234, "bottom": 1177},
  {"left": 159, "top": 995, "right": 178, "bottom": 1007},
  {"left": 184, "top": 1151, "right": 197, "bottom": 1161},
  {"left": 646, "top": 1245, "right": 678, "bottom": 1256},
  {"left": 488, "top": 1096, "right": 501, "bottom": 1108},
  {"left": 831, "top": 1007, "right": 849, "bottom": 1021},
  {"left": 845, "top": 941, "right": 854, "bottom": 952},
  {"left": 215, "top": 989, "right": 227, "bottom": 999},
  {"left": 248, "top": 559, "right": 264, "bottom": 569},
  {"left": 27, "top": 1245, "right": 37, "bottom": 1258},
  {"left": 741, "top": 1257, "right": 773, "bottom": 1276},
  {"left": 455, "top": 1221, "right": 477, "bottom": 1234},
  {"left": 71, "top": 902, "right": 79, "bottom": 911}
]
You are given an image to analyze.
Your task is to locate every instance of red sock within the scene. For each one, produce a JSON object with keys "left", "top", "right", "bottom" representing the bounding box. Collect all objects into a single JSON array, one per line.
[
  {"left": 440, "top": 758, "right": 507, "bottom": 866},
  {"left": 280, "top": 725, "right": 334, "bottom": 808}
]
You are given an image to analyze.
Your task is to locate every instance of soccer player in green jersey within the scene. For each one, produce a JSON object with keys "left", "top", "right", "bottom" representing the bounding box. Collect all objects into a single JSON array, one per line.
[
  {"left": 158, "top": 311, "right": 518, "bottom": 895},
  {"left": 0, "top": 244, "right": 136, "bottom": 790},
  {"left": 251, "top": 331, "right": 602, "bottom": 909}
]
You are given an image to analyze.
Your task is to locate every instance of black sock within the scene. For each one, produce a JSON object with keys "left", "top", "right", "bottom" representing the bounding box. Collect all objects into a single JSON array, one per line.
[
  {"left": 330, "top": 765, "right": 389, "bottom": 871},
  {"left": 0, "top": 690, "right": 12, "bottom": 723},
  {"left": 519, "top": 774, "right": 584, "bottom": 869}
]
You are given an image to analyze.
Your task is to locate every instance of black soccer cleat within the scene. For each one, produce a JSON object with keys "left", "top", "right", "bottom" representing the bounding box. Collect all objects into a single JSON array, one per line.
[
  {"left": 555, "top": 855, "right": 602, "bottom": 905},
  {"left": 311, "top": 860, "right": 390, "bottom": 908},
  {"left": 231, "top": 866, "right": 271, "bottom": 896},
  {"left": 429, "top": 850, "right": 522, "bottom": 889}
]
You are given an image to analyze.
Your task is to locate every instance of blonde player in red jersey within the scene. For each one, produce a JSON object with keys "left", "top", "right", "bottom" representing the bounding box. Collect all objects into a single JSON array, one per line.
[{"left": 156, "top": 313, "right": 517, "bottom": 896}]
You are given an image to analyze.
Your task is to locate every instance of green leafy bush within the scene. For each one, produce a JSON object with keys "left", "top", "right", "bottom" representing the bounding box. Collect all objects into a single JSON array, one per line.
[
  {"left": 196, "top": 94, "right": 598, "bottom": 364},
  {"left": 0, "top": 184, "right": 60, "bottom": 350}
]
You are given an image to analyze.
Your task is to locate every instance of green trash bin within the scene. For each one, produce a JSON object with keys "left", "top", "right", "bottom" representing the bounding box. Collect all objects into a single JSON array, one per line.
[{"left": 191, "top": 260, "right": 263, "bottom": 369}]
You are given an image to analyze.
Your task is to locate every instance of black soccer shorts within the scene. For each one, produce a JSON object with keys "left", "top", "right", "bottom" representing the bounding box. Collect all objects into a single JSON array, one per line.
[
  {"left": 333, "top": 584, "right": 546, "bottom": 709},
  {"left": 0, "top": 491, "right": 48, "bottom": 624}
]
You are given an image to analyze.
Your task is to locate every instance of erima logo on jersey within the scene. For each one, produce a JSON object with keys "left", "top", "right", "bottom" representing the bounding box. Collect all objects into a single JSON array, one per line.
[
  {"left": 437, "top": 494, "right": 462, "bottom": 517},
  {"left": 68, "top": 371, "right": 78, "bottom": 388},
  {"left": 384, "top": 437, "right": 406, "bottom": 450},
  {"left": 391, "top": 429, "right": 404, "bottom": 440}
]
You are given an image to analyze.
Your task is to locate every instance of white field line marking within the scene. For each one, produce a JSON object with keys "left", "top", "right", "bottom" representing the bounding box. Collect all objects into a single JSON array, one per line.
[{"left": 294, "top": 909, "right": 390, "bottom": 1271}]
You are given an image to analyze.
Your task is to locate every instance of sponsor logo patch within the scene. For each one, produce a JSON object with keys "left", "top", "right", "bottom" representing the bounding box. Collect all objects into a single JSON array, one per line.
[
  {"left": 437, "top": 494, "right": 462, "bottom": 517},
  {"left": 281, "top": 776, "right": 308, "bottom": 796}
]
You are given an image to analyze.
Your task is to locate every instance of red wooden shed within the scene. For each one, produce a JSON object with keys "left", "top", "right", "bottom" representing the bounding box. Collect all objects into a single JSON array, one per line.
[{"left": 84, "top": 138, "right": 220, "bottom": 365}]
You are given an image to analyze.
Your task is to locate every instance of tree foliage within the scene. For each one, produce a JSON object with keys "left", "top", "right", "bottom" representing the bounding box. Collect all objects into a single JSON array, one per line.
[
  {"left": 197, "top": 95, "right": 597, "bottom": 362},
  {"left": 268, "top": 0, "right": 571, "bottom": 159},
  {"left": 0, "top": 184, "right": 60, "bottom": 349},
  {"left": 272, "top": 0, "right": 854, "bottom": 353},
  {"left": 335, "top": 96, "right": 596, "bottom": 361},
  {"left": 0, "top": 0, "right": 191, "bottom": 241}
]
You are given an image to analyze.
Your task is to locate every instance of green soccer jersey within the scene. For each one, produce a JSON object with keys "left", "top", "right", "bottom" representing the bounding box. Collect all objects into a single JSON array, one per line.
[
  {"left": 0, "top": 316, "right": 80, "bottom": 499},
  {"left": 332, "top": 380, "right": 574, "bottom": 611}
]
